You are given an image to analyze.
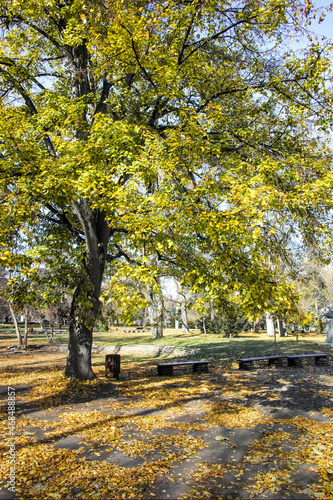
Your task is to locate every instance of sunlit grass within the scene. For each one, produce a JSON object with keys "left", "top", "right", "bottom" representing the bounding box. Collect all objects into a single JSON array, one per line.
[{"left": 1, "top": 324, "right": 331, "bottom": 368}]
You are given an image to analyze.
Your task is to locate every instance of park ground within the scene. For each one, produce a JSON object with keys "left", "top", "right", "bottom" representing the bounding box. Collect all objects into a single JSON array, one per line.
[{"left": 0, "top": 327, "right": 333, "bottom": 500}]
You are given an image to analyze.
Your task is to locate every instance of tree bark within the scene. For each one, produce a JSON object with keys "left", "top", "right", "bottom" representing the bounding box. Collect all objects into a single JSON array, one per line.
[
  {"left": 65, "top": 204, "right": 110, "bottom": 380},
  {"left": 253, "top": 319, "right": 260, "bottom": 333},
  {"left": 143, "top": 285, "right": 164, "bottom": 339},
  {"left": 151, "top": 294, "right": 163, "bottom": 339},
  {"left": 277, "top": 319, "right": 286, "bottom": 337},
  {"left": 176, "top": 286, "right": 189, "bottom": 333},
  {"left": 8, "top": 303, "right": 22, "bottom": 348},
  {"left": 142, "top": 308, "right": 149, "bottom": 327},
  {"left": 65, "top": 290, "right": 97, "bottom": 380},
  {"left": 266, "top": 311, "right": 275, "bottom": 337},
  {"left": 180, "top": 299, "right": 189, "bottom": 333},
  {"left": 210, "top": 301, "right": 215, "bottom": 321},
  {"left": 23, "top": 306, "right": 29, "bottom": 348}
]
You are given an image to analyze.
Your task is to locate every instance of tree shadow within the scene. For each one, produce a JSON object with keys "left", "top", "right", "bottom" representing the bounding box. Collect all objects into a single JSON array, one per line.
[
  {"left": 11, "top": 380, "right": 118, "bottom": 415},
  {"left": 179, "top": 338, "right": 332, "bottom": 361}
]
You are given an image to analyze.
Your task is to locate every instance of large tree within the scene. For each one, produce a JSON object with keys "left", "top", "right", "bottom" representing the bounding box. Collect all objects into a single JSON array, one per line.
[{"left": 0, "top": 0, "right": 332, "bottom": 379}]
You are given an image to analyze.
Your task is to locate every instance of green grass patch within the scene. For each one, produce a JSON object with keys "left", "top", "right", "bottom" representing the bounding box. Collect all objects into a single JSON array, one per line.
[{"left": 1, "top": 324, "right": 331, "bottom": 364}]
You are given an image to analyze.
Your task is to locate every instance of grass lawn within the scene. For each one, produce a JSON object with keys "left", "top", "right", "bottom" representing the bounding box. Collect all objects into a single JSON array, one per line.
[
  {"left": 1, "top": 326, "right": 333, "bottom": 499},
  {"left": 1, "top": 323, "right": 331, "bottom": 358}
]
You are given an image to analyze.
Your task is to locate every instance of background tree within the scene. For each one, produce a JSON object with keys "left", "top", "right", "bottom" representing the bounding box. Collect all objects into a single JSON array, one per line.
[
  {"left": 175, "top": 284, "right": 190, "bottom": 333},
  {"left": 199, "top": 299, "right": 251, "bottom": 337},
  {"left": 298, "top": 261, "right": 330, "bottom": 313},
  {"left": 0, "top": 268, "right": 10, "bottom": 322},
  {"left": 4, "top": 263, "right": 70, "bottom": 346},
  {"left": 290, "top": 260, "right": 333, "bottom": 332},
  {"left": 106, "top": 256, "right": 166, "bottom": 338},
  {"left": 104, "top": 266, "right": 148, "bottom": 327}
]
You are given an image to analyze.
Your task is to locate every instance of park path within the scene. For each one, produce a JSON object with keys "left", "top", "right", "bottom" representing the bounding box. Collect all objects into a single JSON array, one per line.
[{"left": 1, "top": 362, "right": 333, "bottom": 499}]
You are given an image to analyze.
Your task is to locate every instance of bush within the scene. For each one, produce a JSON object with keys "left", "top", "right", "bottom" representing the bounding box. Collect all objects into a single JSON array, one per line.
[
  {"left": 198, "top": 307, "right": 251, "bottom": 337},
  {"left": 314, "top": 318, "right": 324, "bottom": 334}
]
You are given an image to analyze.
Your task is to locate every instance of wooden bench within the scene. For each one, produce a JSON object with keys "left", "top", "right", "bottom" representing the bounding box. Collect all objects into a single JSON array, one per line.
[
  {"left": 239, "top": 353, "right": 330, "bottom": 370},
  {"left": 286, "top": 354, "right": 330, "bottom": 367},
  {"left": 156, "top": 360, "right": 211, "bottom": 376},
  {"left": 238, "top": 356, "right": 284, "bottom": 370}
]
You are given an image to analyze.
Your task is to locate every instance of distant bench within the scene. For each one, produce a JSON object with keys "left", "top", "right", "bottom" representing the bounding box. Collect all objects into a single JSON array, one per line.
[
  {"left": 33, "top": 329, "right": 45, "bottom": 335},
  {"left": 31, "top": 329, "right": 67, "bottom": 335},
  {"left": 286, "top": 354, "right": 330, "bottom": 367},
  {"left": 238, "top": 356, "right": 285, "bottom": 370},
  {"left": 156, "top": 360, "right": 211, "bottom": 376},
  {"left": 238, "top": 353, "right": 330, "bottom": 370}
]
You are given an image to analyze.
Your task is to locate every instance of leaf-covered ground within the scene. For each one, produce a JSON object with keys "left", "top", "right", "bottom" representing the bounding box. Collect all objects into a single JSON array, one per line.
[{"left": 1, "top": 348, "right": 333, "bottom": 499}]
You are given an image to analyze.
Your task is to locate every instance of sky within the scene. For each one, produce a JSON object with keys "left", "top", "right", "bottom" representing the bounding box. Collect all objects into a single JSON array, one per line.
[{"left": 311, "top": 1, "right": 333, "bottom": 40}]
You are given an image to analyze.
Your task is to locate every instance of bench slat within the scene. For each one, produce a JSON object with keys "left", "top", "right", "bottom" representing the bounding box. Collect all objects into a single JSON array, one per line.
[
  {"left": 157, "top": 361, "right": 211, "bottom": 367},
  {"left": 238, "top": 356, "right": 284, "bottom": 362},
  {"left": 286, "top": 354, "right": 329, "bottom": 359},
  {"left": 157, "top": 360, "right": 211, "bottom": 376},
  {"left": 239, "top": 353, "right": 330, "bottom": 370}
]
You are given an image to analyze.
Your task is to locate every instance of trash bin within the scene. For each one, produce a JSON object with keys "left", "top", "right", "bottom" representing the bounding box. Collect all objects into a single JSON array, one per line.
[{"left": 105, "top": 354, "right": 120, "bottom": 380}]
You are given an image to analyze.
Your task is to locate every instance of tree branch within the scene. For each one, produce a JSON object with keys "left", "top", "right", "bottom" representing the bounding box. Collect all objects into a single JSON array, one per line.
[
  {"left": 94, "top": 78, "right": 113, "bottom": 116},
  {"left": 180, "top": 16, "right": 255, "bottom": 65},
  {"left": 45, "top": 203, "right": 84, "bottom": 242}
]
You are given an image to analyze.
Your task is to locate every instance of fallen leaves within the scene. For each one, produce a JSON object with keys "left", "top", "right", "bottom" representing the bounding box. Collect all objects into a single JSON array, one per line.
[
  {"left": 1, "top": 348, "right": 333, "bottom": 499},
  {"left": 204, "top": 401, "right": 273, "bottom": 428},
  {"left": 44, "top": 410, "right": 122, "bottom": 445},
  {"left": 190, "top": 463, "right": 228, "bottom": 482},
  {"left": 248, "top": 469, "right": 295, "bottom": 495}
]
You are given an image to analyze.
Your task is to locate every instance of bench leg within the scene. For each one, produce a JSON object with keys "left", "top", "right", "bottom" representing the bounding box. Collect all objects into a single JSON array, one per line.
[
  {"left": 158, "top": 366, "right": 174, "bottom": 376},
  {"left": 268, "top": 358, "right": 284, "bottom": 368},
  {"left": 193, "top": 363, "right": 209, "bottom": 373},
  {"left": 287, "top": 358, "right": 303, "bottom": 368},
  {"left": 315, "top": 357, "right": 329, "bottom": 366},
  {"left": 239, "top": 361, "right": 254, "bottom": 370}
]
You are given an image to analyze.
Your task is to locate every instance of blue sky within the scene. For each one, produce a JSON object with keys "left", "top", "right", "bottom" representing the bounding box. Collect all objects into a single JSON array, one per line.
[{"left": 311, "top": 1, "right": 333, "bottom": 40}]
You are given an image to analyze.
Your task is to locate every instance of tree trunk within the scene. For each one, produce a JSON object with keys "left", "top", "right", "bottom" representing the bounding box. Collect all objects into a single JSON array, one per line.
[
  {"left": 143, "top": 285, "right": 164, "bottom": 339},
  {"left": 150, "top": 290, "right": 164, "bottom": 339},
  {"left": 266, "top": 311, "right": 275, "bottom": 337},
  {"left": 23, "top": 306, "right": 29, "bottom": 348},
  {"left": 180, "top": 300, "right": 189, "bottom": 333},
  {"left": 65, "top": 271, "right": 104, "bottom": 380},
  {"left": 176, "top": 289, "right": 189, "bottom": 333},
  {"left": 142, "top": 308, "right": 149, "bottom": 327},
  {"left": 65, "top": 204, "right": 110, "bottom": 380},
  {"left": 65, "top": 298, "right": 96, "bottom": 380},
  {"left": 210, "top": 301, "right": 215, "bottom": 321},
  {"left": 8, "top": 303, "right": 22, "bottom": 348},
  {"left": 278, "top": 319, "right": 286, "bottom": 337}
]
